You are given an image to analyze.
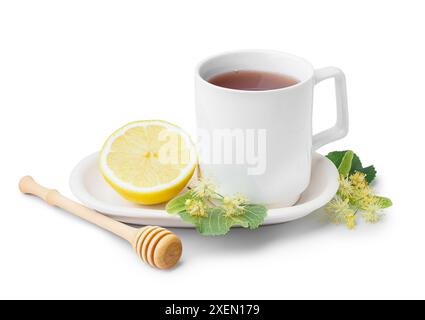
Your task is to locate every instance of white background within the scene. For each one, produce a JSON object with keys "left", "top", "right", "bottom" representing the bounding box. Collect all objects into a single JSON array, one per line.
[{"left": 0, "top": 0, "right": 423, "bottom": 300}]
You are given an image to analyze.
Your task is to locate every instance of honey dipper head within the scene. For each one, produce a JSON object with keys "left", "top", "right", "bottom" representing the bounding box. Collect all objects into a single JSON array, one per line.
[{"left": 133, "top": 226, "right": 182, "bottom": 269}]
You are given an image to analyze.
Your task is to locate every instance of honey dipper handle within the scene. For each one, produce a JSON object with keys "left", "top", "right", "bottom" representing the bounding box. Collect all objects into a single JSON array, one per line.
[{"left": 19, "top": 176, "right": 137, "bottom": 243}]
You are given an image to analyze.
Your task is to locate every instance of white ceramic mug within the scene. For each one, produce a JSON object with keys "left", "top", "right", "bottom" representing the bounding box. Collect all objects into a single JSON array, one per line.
[{"left": 195, "top": 50, "right": 348, "bottom": 206}]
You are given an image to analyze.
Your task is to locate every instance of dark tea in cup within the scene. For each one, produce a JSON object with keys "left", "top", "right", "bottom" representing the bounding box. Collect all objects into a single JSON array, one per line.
[{"left": 208, "top": 70, "right": 299, "bottom": 91}]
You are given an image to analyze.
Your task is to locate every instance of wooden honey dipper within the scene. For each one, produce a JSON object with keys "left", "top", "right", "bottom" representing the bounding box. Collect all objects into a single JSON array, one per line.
[{"left": 19, "top": 176, "right": 183, "bottom": 270}]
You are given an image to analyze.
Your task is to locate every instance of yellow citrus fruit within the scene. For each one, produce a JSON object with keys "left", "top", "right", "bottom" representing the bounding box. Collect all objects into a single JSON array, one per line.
[{"left": 99, "top": 120, "right": 197, "bottom": 205}]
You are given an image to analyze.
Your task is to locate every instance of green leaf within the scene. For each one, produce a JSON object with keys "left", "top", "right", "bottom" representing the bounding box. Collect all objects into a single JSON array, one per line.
[
  {"left": 326, "top": 150, "right": 377, "bottom": 183},
  {"left": 167, "top": 203, "right": 268, "bottom": 236},
  {"left": 375, "top": 196, "right": 393, "bottom": 208},
  {"left": 177, "top": 210, "right": 204, "bottom": 225},
  {"left": 165, "top": 191, "right": 192, "bottom": 214},
  {"left": 194, "top": 205, "right": 268, "bottom": 236},
  {"left": 196, "top": 207, "right": 233, "bottom": 236},
  {"left": 165, "top": 185, "right": 268, "bottom": 236},
  {"left": 358, "top": 165, "right": 377, "bottom": 184},
  {"left": 326, "top": 150, "right": 347, "bottom": 167},
  {"left": 235, "top": 205, "right": 268, "bottom": 229},
  {"left": 338, "top": 150, "right": 354, "bottom": 177}
]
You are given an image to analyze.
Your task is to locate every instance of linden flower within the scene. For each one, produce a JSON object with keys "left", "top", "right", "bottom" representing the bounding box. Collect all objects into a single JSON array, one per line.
[
  {"left": 346, "top": 213, "right": 357, "bottom": 230},
  {"left": 323, "top": 152, "right": 392, "bottom": 230},
  {"left": 338, "top": 175, "right": 354, "bottom": 198},
  {"left": 362, "top": 202, "right": 382, "bottom": 224},
  {"left": 350, "top": 171, "right": 367, "bottom": 190},
  {"left": 325, "top": 196, "right": 355, "bottom": 225},
  {"left": 191, "top": 177, "right": 217, "bottom": 199},
  {"left": 185, "top": 199, "right": 208, "bottom": 217},
  {"left": 222, "top": 194, "right": 248, "bottom": 217},
  {"left": 352, "top": 185, "right": 375, "bottom": 209}
]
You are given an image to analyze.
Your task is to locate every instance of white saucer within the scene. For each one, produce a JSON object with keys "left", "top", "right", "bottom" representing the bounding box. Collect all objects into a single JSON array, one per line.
[{"left": 69, "top": 152, "right": 338, "bottom": 227}]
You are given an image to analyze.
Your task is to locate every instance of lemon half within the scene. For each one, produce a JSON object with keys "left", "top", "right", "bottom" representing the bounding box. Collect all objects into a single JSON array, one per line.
[{"left": 99, "top": 120, "right": 197, "bottom": 204}]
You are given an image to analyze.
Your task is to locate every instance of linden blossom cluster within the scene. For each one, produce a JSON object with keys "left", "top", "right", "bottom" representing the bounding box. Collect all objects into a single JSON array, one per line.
[
  {"left": 185, "top": 178, "right": 249, "bottom": 218},
  {"left": 325, "top": 151, "right": 392, "bottom": 230},
  {"left": 166, "top": 177, "right": 267, "bottom": 235}
]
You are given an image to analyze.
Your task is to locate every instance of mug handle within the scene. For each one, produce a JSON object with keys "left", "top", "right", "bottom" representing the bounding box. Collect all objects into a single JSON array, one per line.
[{"left": 312, "top": 67, "right": 349, "bottom": 150}]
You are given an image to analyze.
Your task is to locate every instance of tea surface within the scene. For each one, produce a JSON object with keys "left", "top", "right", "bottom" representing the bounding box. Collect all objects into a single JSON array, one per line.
[{"left": 208, "top": 70, "right": 299, "bottom": 91}]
